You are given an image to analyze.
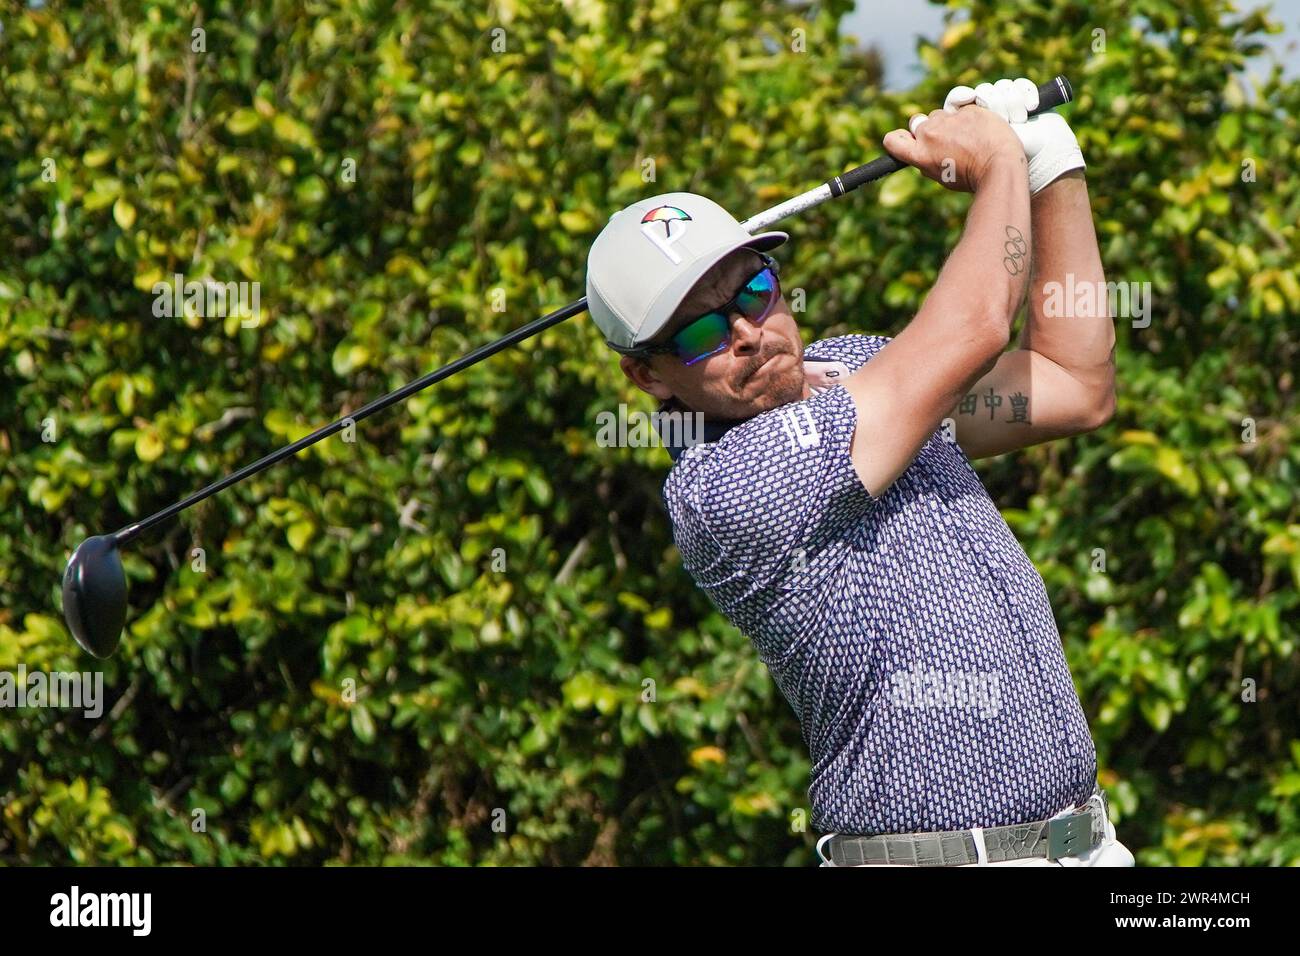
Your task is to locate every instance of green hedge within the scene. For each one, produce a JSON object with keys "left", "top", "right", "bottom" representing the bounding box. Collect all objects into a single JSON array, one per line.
[{"left": 1, "top": 0, "right": 1297, "bottom": 865}]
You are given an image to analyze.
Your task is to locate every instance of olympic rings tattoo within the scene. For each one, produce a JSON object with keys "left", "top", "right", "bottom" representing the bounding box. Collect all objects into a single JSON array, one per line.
[{"left": 1003, "top": 225, "right": 1028, "bottom": 276}]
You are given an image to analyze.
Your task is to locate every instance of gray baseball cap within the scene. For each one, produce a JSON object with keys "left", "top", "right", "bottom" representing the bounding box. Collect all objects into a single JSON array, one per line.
[{"left": 585, "top": 192, "right": 788, "bottom": 351}]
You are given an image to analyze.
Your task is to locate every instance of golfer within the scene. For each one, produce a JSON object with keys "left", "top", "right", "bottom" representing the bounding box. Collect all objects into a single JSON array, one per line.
[{"left": 585, "top": 78, "right": 1133, "bottom": 866}]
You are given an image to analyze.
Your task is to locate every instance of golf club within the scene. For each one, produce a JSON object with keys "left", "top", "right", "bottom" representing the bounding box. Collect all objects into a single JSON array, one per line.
[{"left": 62, "top": 75, "right": 1074, "bottom": 659}]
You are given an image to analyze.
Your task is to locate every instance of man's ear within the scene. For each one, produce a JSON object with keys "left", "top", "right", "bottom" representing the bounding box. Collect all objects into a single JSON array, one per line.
[{"left": 619, "top": 355, "right": 674, "bottom": 401}]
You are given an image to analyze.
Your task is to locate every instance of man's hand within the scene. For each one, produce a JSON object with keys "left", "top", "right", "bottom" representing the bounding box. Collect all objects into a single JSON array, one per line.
[
  {"left": 944, "top": 77, "right": 1086, "bottom": 195},
  {"left": 882, "top": 105, "right": 1025, "bottom": 193}
]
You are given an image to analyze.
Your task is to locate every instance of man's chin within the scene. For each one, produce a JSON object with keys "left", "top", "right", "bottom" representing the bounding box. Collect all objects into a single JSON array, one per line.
[
  {"left": 679, "top": 357, "right": 808, "bottom": 421},
  {"left": 738, "top": 357, "right": 807, "bottom": 414}
]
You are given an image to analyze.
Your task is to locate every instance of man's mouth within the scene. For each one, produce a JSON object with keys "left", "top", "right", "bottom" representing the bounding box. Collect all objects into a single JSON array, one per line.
[{"left": 739, "top": 351, "right": 790, "bottom": 387}]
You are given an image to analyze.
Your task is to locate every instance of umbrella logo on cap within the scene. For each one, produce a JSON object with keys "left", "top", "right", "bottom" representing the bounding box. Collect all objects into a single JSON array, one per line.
[
  {"left": 640, "top": 206, "right": 693, "bottom": 264},
  {"left": 641, "top": 205, "right": 692, "bottom": 236}
]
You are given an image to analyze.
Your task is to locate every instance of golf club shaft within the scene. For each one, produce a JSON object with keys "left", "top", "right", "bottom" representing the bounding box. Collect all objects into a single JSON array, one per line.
[
  {"left": 114, "top": 300, "right": 587, "bottom": 546},
  {"left": 113, "top": 73, "right": 1073, "bottom": 547}
]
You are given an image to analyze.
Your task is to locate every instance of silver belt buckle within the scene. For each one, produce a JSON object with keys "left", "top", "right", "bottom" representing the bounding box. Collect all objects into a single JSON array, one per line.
[{"left": 1046, "top": 810, "right": 1092, "bottom": 860}]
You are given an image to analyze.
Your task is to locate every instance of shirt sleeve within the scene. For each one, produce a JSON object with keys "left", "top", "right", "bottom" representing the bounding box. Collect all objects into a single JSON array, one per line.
[{"left": 666, "top": 384, "right": 876, "bottom": 591}]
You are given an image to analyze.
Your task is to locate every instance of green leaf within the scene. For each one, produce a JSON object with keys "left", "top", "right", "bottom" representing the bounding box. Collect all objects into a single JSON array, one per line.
[
  {"left": 83, "top": 177, "right": 122, "bottom": 211},
  {"left": 134, "top": 430, "right": 164, "bottom": 462},
  {"left": 220, "top": 773, "right": 248, "bottom": 803},
  {"left": 1272, "top": 773, "right": 1300, "bottom": 798},
  {"left": 1215, "top": 113, "right": 1241, "bottom": 149},
  {"left": 273, "top": 113, "right": 316, "bottom": 150},
  {"left": 226, "top": 108, "right": 261, "bottom": 135},
  {"left": 877, "top": 170, "right": 917, "bottom": 208},
  {"left": 331, "top": 342, "right": 370, "bottom": 376},
  {"left": 295, "top": 176, "right": 328, "bottom": 205},
  {"left": 523, "top": 472, "right": 551, "bottom": 506},
  {"left": 1139, "top": 697, "right": 1172, "bottom": 733},
  {"left": 644, "top": 607, "right": 672, "bottom": 629},
  {"left": 519, "top": 722, "right": 548, "bottom": 755},
  {"left": 286, "top": 521, "right": 314, "bottom": 552},
  {"left": 350, "top": 704, "right": 376, "bottom": 744},
  {"left": 112, "top": 197, "right": 136, "bottom": 230},
  {"left": 1154, "top": 446, "right": 1200, "bottom": 496}
]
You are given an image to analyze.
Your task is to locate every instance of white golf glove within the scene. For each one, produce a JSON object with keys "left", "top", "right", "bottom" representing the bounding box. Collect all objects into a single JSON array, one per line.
[{"left": 944, "top": 77, "right": 1086, "bottom": 195}]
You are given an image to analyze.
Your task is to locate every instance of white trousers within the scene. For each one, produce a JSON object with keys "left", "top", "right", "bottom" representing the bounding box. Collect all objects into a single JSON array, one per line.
[{"left": 816, "top": 792, "right": 1136, "bottom": 867}]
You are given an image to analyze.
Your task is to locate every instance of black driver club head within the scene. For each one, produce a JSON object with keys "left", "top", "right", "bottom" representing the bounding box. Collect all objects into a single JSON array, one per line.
[{"left": 62, "top": 534, "right": 127, "bottom": 659}]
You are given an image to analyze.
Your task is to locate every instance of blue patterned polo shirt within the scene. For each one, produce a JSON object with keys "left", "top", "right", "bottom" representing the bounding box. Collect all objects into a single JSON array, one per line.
[{"left": 661, "top": 334, "right": 1098, "bottom": 835}]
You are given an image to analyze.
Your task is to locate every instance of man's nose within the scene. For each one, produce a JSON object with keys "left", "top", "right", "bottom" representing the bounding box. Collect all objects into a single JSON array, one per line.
[{"left": 729, "top": 313, "right": 763, "bottom": 355}]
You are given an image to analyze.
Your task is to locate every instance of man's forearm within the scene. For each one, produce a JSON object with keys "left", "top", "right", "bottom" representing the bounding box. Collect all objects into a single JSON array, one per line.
[
  {"left": 1022, "top": 172, "right": 1116, "bottom": 400},
  {"left": 923, "top": 158, "right": 1033, "bottom": 346}
]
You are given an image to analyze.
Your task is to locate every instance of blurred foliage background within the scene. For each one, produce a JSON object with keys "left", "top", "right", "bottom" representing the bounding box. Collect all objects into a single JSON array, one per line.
[{"left": 1, "top": 0, "right": 1298, "bottom": 866}]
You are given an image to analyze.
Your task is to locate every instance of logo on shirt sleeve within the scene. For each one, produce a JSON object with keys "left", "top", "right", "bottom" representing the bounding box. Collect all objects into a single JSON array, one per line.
[{"left": 778, "top": 405, "right": 820, "bottom": 450}]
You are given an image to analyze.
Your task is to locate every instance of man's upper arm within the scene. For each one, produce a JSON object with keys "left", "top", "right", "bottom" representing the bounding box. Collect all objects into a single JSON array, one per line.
[
  {"left": 946, "top": 347, "right": 1115, "bottom": 460},
  {"left": 841, "top": 317, "right": 1009, "bottom": 498}
]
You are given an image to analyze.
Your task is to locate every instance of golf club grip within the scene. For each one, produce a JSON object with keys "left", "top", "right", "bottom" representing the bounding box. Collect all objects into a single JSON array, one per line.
[
  {"left": 831, "top": 75, "right": 1073, "bottom": 195},
  {"left": 738, "top": 75, "right": 1073, "bottom": 234}
]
